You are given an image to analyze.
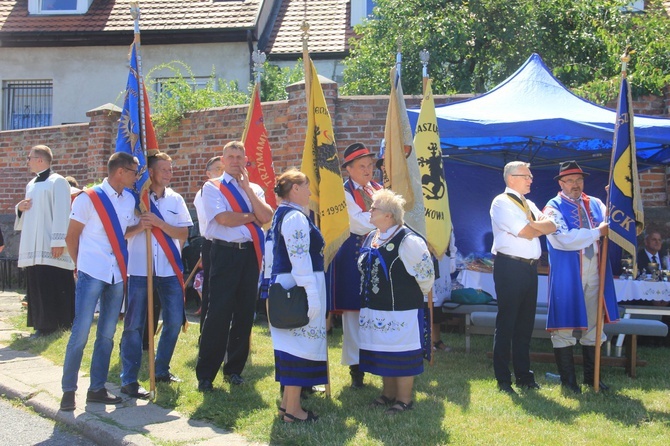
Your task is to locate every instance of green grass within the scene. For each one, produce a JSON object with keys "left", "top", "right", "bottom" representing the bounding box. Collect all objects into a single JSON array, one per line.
[{"left": 9, "top": 313, "right": 670, "bottom": 446}]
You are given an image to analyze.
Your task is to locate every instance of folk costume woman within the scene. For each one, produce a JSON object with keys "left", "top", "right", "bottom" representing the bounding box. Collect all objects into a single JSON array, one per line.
[
  {"left": 358, "top": 189, "right": 434, "bottom": 414},
  {"left": 268, "top": 169, "right": 327, "bottom": 423}
]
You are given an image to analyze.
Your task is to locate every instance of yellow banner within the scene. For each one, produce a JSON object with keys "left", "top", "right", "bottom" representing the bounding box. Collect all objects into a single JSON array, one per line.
[
  {"left": 414, "top": 79, "right": 452, "bottom": 258},
  {"left": 384, "top": 66, "right": 414, "bottom": 210},
  {"left": 300, "top": 59, "right": 350, "bottom": 268}
]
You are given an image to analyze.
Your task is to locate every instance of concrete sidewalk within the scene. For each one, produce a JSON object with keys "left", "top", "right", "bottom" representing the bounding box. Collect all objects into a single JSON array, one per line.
[{"left": 0, "top": 291, "right": 260, "bottom": 446}]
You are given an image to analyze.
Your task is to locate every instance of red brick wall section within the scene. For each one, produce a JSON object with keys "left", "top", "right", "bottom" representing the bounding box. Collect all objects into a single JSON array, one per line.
[
  {"left": 639, "top": 166, "right": 669, "bottom": 207},
  {"left": 1, "top": 80, "right": 668, "bottom": 217}
]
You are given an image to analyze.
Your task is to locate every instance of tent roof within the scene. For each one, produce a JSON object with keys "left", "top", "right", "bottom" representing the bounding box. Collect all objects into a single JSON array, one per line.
[{"left": 407, "top": 53, "right": 670, "bottom": 173}]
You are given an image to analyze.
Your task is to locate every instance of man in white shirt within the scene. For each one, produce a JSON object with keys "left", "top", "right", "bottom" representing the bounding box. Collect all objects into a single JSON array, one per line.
[
  {"left": 195, "top": 141, "right": 273, "bottom": 392},
  {"left": 60, "top": 152, "right": 138, "bottom": 411},
  {"left": 490, "top": 161, "right": 555, "bottom": 395},
  {"left": 193, "top": 156, "right": 224, "bottom": 327},
  {"left": 119, "top": 153, "right": 193, "bottom": 399}
]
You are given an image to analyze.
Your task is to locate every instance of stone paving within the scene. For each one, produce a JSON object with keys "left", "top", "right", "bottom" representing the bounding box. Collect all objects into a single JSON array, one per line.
[{"left": 0, "top": 291, "right": 262, "bottom": 446}]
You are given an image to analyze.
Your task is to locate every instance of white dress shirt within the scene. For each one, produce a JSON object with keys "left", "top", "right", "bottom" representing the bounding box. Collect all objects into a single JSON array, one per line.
[
  {"left": 203, "top": 172, "right": 266, "bottom": 242},
  {"left": 69, "top": 178, "right": 135, "bottom": 284},
  {"left": 490, "top": 187, "right": 542, "bottom": 260},
  {"left": 127, "top": 187, "right": 193, "bottom": 277},
  {"left": 345, "top": 179, "right": 376, "bottom": 236}
]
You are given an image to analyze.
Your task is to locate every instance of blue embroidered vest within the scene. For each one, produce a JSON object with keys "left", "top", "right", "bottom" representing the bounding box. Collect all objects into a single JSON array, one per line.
[
  {"left": 270, "top": 205, "right": 325, "bottom": 275},
  {"left": 545, "top": 193, "right": 619, "bottom": 330},
  {"left": 358, "top": 226, "right": 423, "bottom": 312}
]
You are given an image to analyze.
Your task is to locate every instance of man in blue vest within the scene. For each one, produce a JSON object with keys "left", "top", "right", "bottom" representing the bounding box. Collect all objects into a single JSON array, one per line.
[
  {"left": 329, "top": 143, "right": 381, "bottom": 388},
  {"left": 544, "top": 161, "right": 619, "bottom": 393}
]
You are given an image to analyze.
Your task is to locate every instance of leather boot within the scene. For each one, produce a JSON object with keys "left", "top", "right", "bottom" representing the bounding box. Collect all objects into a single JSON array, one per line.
[
  {"left": 553, "top": 346, "right": 581, "bottom": 394},
  {"left": 582, "top": 345, "right": 609, "bottom": 391},
  {"left": 349, "top": 364, "right": 365, "bottom": 389}
]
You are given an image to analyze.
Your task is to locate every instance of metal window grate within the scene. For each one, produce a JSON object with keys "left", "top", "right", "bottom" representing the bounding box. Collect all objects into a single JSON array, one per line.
[{"left": 2, "top": 80, "right": 53, "bottom": 130}]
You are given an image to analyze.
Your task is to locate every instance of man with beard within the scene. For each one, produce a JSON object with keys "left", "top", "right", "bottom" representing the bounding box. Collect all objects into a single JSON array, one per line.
[{"left": 543, "top": 161, "right": 619, "bottom": 393}]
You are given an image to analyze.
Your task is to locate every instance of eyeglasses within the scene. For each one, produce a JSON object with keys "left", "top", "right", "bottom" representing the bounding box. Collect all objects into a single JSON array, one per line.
[
  {"left": 370, "top": 206, "right": 387, "bottom": 213},
  {"left": 511, "top": 174, "right": 533, "bottom": 180},
  {"left": 123, "top": 167, "right": 141, "bottom": 177},
  {"left": 27, "top": 155, "right": 41, "bottom": 162},
  {"left": 560, "top": 178, "right": 584, "bottom": 186}
]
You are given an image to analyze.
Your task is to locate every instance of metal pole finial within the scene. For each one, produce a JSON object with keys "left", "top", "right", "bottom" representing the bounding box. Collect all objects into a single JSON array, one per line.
[
  {"left": 252, "top": 49, "right": 266, "bottom": 84},
  {"left": 420, "top": 49, "right": 430, "bottom": 79},
  {"left": 620, "top": 47, "right": 633, "bottom": 75},
  {"left": 130, "top": 2, "right": 139, "bottom": 20}
]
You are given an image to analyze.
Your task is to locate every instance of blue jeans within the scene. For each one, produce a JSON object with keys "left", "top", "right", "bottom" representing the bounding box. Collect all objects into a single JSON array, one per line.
[
  {"left": 120, "top": 275, "right": 184, "bottom": 385},
  {"left": 61, "top": 271, "right": 124, "bottom": 392}
]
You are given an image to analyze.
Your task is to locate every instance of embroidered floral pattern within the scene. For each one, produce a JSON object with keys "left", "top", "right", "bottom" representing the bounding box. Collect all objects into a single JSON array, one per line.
[
  {"left": 411, "top": 252, "right": 435, "bottom": 280},
  {"left": 291, "top": 324, "right": 327, "bottom": 340},
  {"left": 370, "top": 257, "right": 381, "bottom": 294},
  {"left": 359, "top": 314, "right": 406, "bottom": 333},
  {"left": 287, "top": 229, "right": 309, "bottom": 259}
]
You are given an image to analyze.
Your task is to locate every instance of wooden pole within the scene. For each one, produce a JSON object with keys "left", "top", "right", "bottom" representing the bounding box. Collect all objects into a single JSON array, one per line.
[
  {"left": 130, "top": 2, "right": 156, "bottom": 400},
  {"left": 594, "top": 237, "right": 608, "bottom": 392}
]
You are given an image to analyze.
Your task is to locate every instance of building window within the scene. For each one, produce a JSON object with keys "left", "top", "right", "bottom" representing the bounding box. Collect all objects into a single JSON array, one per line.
[
  {"left": 28, "top": 0, "right": 94, "bottom": 15},
  {"left": 2, "top": 80, "right": 53, "bottom": 130},
  {"left": 154, "top": 77, "right": 212, "bottom": 96},
  {"left": 351, "top": 0, "right": 376, "bottom": 27}
]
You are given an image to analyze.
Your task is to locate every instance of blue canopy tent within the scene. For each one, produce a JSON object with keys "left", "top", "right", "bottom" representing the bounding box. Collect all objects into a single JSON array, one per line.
[{"left": 407, "top": 53, "right": 670, "bottom": 258}]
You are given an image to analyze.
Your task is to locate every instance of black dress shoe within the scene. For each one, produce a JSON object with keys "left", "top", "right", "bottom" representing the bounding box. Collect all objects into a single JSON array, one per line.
[
  {"left": 517, "top": 381, "right": 541, "bottom": 390},
  {"left": 155, "top": 373, "right": 182, "bottom": 383},
  {"left": 224, "top": 373, "right": 245, "bottom": 385},
  {"left": 198, "top": 379, "right": 214, "bottom": 392},
  {"left": 86, "top": 388, "right": 122, "bottom": 405},
  {"left": 120, "top": 382, "right": 151, "bottom": 399},
  {"left": 60, "top": 391, "right": 76, "bottom": 411},
  {"left": 497, "top": 382, "right": 518, "bottom": 395},
  {"left": 349, "top": 365, "right": 365, "bottom": 389}
]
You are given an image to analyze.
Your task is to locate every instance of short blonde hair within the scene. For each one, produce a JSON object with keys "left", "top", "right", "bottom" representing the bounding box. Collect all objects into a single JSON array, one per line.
[
  {"left": 372, "top": 189, "right": 405, "bottom": 225},
  {"left": 31, "top": 145, "right": 53, "bottom": 164}
]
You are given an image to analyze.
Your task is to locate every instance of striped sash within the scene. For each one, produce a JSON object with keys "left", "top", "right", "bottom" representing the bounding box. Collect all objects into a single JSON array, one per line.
[
  {"left": 84, "top": 187, "right": 128, "bottom": 286},
  {"left": 150, "top": 200, "right": 185, "bottom": 291},
  {"left": 212, "top": 179, "right": 265, "bottom": 271}
]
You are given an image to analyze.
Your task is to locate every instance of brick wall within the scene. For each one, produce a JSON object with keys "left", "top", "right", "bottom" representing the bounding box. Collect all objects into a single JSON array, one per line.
[{"left": 1, "top": 78, "right": 669, "bottom": 254}]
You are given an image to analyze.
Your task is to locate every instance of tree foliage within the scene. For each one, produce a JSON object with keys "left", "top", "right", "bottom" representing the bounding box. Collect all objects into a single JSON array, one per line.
[
  {"left": 257, "top": 60, "right": 304, "bottom": 102},
  {"left": 146, "top": 61, "right": 303, "bottom": 136},
  {"left": 146, "top": 61, "right": 248, "bottom": 136},
  {"left": 341, "top": 0, "right": 670, "bottom": 104}
]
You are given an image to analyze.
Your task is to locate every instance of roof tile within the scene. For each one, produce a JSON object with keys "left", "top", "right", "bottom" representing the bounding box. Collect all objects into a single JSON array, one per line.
[
  {"left": 0, "top": 0, "right": 262, "bottom": 33},
  {"left": 264, "top": 0, "right": 352, "bottom": 55}
]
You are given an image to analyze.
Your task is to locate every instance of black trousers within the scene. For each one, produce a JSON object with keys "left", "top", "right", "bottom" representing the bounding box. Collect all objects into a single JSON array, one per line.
[
  {"left": 26, "top": 265, "right": 75, "bottom": 331},
  {"left": 199, "top": 239, "right": 213, "bottom": 330},
  {"left": 196, "top": 243, "right": 258, "bottom": 381},
  {"left": 492, "top": 255, "right": 538, "bottom": 384}
]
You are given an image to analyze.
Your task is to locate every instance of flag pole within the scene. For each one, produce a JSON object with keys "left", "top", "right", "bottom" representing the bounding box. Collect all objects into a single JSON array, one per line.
[
  {"left": 595, "top": 50, "right": 631, "bottom": 392},
  {"left": 130, "top": 2, "right": 157, "bottom": 400},
  {"left": 301, "top": 17, "right": 330, "bottom": 399},
  {"left": 419, "top": 48, "right": 435, "bottom": 365}
]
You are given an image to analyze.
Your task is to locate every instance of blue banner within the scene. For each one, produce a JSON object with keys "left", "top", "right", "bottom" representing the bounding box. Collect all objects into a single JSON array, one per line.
[
  {"left": 115, "top": 42, "right": 155, "bottom": 212},
  {"left": 608, "top": 77, "right": 644, "bottom": 270}
]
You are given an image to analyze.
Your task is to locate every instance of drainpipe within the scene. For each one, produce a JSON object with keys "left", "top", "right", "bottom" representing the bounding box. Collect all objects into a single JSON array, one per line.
[{"left": 247, "top": 30, "right": 254, "bottom": 86}]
